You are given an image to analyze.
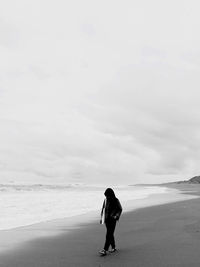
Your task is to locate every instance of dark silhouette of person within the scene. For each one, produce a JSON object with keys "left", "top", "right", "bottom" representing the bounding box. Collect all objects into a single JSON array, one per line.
[{"left": 99, "top": 188, "right": 122, "bottom": 256}]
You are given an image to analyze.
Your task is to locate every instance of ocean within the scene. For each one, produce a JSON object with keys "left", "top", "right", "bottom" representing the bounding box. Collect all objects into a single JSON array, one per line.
[{"left": 0, "top": 184, "right": 168, "bottom": 230}]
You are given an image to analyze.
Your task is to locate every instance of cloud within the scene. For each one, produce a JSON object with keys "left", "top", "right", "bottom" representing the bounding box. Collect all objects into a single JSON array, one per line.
[{"left": 0, "top": 0, "right": 200, "bottom": 184}]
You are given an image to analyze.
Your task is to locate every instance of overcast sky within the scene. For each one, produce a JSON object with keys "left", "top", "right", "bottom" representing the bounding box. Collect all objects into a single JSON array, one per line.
[{"left": 1, "top": 0, "right": 200, "bottom": 185}]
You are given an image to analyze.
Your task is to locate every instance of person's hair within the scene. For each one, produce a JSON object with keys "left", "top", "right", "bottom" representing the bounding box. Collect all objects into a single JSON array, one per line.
[{"left": 104, "top": 188, "right": 116, "bottom": 198}]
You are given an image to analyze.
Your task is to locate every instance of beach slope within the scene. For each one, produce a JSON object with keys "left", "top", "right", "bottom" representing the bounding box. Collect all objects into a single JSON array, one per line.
[{"left": 1, "top": 185, "right": 200, "bottom": 266}]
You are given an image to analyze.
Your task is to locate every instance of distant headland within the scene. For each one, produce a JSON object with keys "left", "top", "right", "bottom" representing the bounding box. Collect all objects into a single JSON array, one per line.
[
  {"left": 176, "top": 176, "right": 200, "bottom": 184},
  {"left": 131, "top": 176, "right": 200, "bottom": 187}
]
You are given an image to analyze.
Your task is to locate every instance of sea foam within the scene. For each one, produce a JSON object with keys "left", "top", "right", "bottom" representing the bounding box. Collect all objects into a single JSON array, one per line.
[{"left": 0, "top": 184, "right": 167, "bottom": 230}]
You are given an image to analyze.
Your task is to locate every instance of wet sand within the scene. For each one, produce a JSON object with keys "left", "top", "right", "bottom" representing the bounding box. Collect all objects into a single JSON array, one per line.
[{"left": 1, "top": 184, "right": 200, "bottom": 267}]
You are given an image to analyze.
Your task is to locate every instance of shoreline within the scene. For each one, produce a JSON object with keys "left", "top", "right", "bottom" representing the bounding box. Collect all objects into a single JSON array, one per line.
[
  {"left": 0, "top": 184, "right": 200, "bottom": 266},
  {"left": 0, "top": 184, "right": 168, "bottom": 231},
  {"left": 0, "top": 184, "right": 194, "bottom": 232}
]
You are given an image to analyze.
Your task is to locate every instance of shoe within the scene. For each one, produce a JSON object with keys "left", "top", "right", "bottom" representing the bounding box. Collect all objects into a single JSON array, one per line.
[
  {"left": 110, "top": 248, "right": 117, "bottom": 253},
  {"left": 99, "top": 249, "right": 107, "bottom": 256}
]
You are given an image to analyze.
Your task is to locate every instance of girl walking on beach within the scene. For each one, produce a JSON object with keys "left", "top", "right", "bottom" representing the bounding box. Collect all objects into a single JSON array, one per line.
[{"left": 99, "top": 188, "right": 122, "bottom": 256}]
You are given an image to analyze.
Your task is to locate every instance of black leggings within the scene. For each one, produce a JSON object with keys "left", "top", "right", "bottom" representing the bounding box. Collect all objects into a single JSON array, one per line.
[{"left": 104, "top": 219, "right": 116, "bottom": 251}]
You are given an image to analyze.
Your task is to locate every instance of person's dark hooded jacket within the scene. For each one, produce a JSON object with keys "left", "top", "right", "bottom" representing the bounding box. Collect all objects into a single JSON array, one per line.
[{"left": 101, "top": 188, "right": 122, "bottom": 223}]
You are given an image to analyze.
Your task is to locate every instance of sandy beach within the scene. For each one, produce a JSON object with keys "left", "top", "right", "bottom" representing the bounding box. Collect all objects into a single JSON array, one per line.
[{"left": 1, "top": 184, "right": 200, "bottom": 267}]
